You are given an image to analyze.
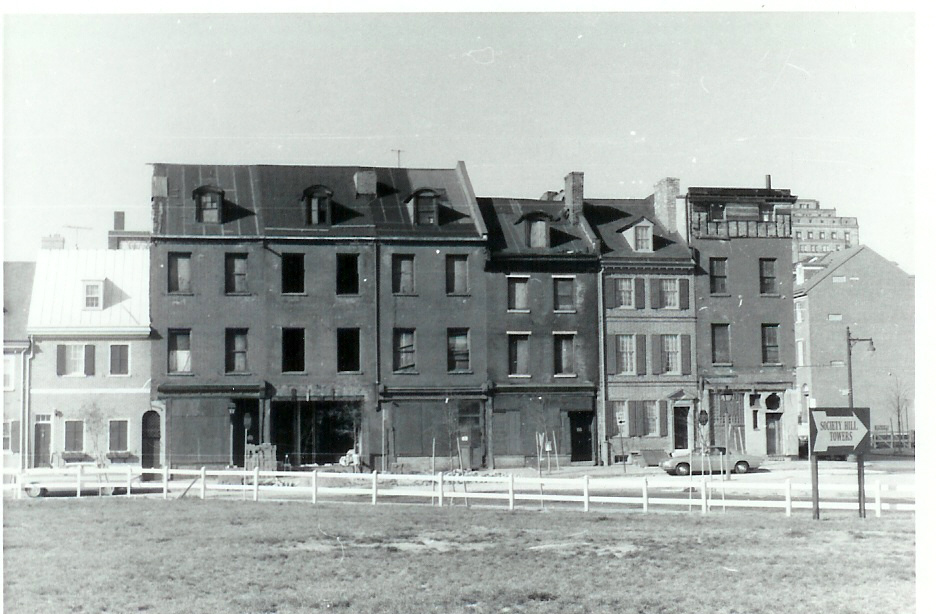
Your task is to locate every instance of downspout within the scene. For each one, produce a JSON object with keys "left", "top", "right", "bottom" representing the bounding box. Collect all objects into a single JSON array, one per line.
[
  {"left": 596, "top": 268, "right": 608, "bottom": 466},
  {"left": 23, "top": 336, "right": 36, "bottom": 471},
  {"left": 374, "top": 240, "right": 384, "bottom": 471}
]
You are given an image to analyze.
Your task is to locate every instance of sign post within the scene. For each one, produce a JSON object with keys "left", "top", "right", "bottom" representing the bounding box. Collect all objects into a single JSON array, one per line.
[{"left": 809, "top": 407, "right": 871, "bottom": 520}]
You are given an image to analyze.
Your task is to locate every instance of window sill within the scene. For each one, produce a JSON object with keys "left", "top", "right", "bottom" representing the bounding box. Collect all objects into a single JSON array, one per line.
[
  {"left": 761, "top": 363, "right": 784, "bottom": 367},
  {"left": 282, "top": 371, "right": 308, "bottom": 376},
  {"left": 447, "top": 293, "right": 472, "bottom": 298},
  {"left": 760, "top": 293, "right": 781, "bottom": 298},
  {"left": 554, "top": 309, "right": 577, "bottom": 314},
  {"left": 282, "top": 292, "right": 308, "bottom": 297},
  {"left": 448, "top": 370, "right": 474, "bottom": 375},
  {"left": 337, "top": 370, "right": 363, "bottom": 375},
  {"left": 62, "top": 452, "right": 90, "bottom": 463},
  {"left": 393, "top": 293, "right": 419, "bottom": 297},
  {"left": 61, "top": 374, "right": 90, "bottom": 378},
  {"left": 392, "top": 370, "right": 419, "bottom": 375},
  {"left": 107, "top": 373, "right": 132, "bottom": 378},
  {"left": 709, "top": 293, "right": 732, "bottom": 298},
  {"left": 168, "top": 372, "right": 195, "bottom": 376},
  {"left": 336, "top": 294, "right": 362, "bottom": 298},
  {"left": 168, "top": 292, "right": 195, "bottom": 297},
  {"left": 507, "top": 309, "right": 531, "bottom": 314},
  {"left": 225, "top": 292, "right": 253, "bottom": 297},
  {"left": 553, "top": 373, "right": 577, "bottom": 379},
  {"left": 225, "top": 372, "right": 254, "bottom": 377},
  {"left": 508, "top": 374, "right": 532, "bottom": 378},
  {"left": 712, "top": 362, "right": 734, "bottom": 368}
]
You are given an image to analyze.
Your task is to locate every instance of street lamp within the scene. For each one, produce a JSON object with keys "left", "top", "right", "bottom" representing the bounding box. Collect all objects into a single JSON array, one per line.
[{"left": 846, "top": 326, "right": 874, "bottom": 519}]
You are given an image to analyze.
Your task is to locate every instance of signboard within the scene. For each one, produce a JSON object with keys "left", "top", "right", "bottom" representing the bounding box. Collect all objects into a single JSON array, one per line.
[{"left": 809, "top": 407, "right": 871, "bottom": 456}]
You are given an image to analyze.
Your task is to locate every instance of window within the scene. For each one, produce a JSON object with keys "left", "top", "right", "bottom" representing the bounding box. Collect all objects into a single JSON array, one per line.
[
  {"left": 711, "top": 324, "right": 731, "bottom": 364},
  {"left": 661, "top": 334, "right": 680, "bottom": 374},
  {"left": 65, "top": 420, "right": 84, "bottom": 453},
  {"left": 615, "top": 334, "right": 636, "bottom": 374},
  {"left": 796, "top": 340, "right": 805, "bottom": 367},
  {"left": 282, "top": 328, "right": 305, "bottom": 373},
  {"left": 832, "top": 275, "right": 846, "bottom": 283},
  {"left": 644, "top": 401, "right": 659, "bottom": 435},
  {"left": 303, "top": 186, "right": 332, "bottom": 225},
  {"left": 508, "top": 334, "right": 530, "bottom": 376},
  {"left": 336, "top": 254, "right": 360, "bottom": 295},
  {"left": 553, "top": 333, "right": 575, "bottom": 376},
  {"left": 831, "top": 231, "right": 838, "bottom": 239},
  {"left": 635, "top": 225, "right": 651, "bottom": 251},
  {"left": 794, "top": 301, "right": 804, "bottom": 323},
  {"left": 393, "top": 329, "right": 416, "bottom": 373},
  {"left": 109, "top": 420, "right": 128, "bottom": 452},
  {"left": 447, "top": 329, "right": 470, "bottom": 372},
  {"left": 795, "top": 231, "right": 802, "bottom": 239},
  {"left": 225, "top": 329, "right": 249, "bottom": 373},
  {"left": 337, "top": 328, "right": 360, "bottom": 372},
  {"left": 615, "top": 278, "right": 634, "bottom": 308},
  {"left": 3, "top": 355, "right": 14, "bottom": 391},
  {"left": 446, "top": 255, "right": 469, "bottom": 295},
  {"left": 530, "top": 220, "right": 549, "bottom": 248},
  {"left": 392, "top": 254, "right": 415, "bottom": 294},
  {"left": 282, "top": 253, "right": 305, "bottom": 294},
  {"left": 807, "top": 231, "right": 814, "bottom": 239},
  {"left": 759, "top": 259, "right": 777, "bottom": 294},
  {"left": 57, "top": 344, "right": 94, "bottom": 377},
  {"left": 194, "top": 186, "right": 223, "bottom": 223},
  {"left": 109, "top": 345, "right": 129, "bottom": 376},
  {"left": 225, "top": 254, "right": 248, "bottom": 294},
  {"left": 819, "top": 231, "right": 826, "bottom": 239},
  {"left": 507, "top": 277, "right": 529, "bottom": 311},
  {"left": 761, "top": 324, "right": 780, "bottom": 364},
  {"left": 661, "top": 279, "right": 679, "bottom": 308},
  {"left": 168, "top": 253, "right": 192, "bottom": 293},
  {"left": 168, "top": 330, "right": 191, "bottom": 374},
  {"left": 414, "top": 192, "right": 438, "bottom": 225},
  {"left": 828, "top": 314, "right": 842, "bottom": 321},
  {"left": 84, "top": 281, "right": 103, "bottom": 310},
  {"left": 710, "top": 258, "right": 727, "bottom": 294},
  {"left": 845, "top": 232, "right": 851, "bottom": 242},
  {"left": 553, "top": 277, "right": 575, "bottom": 311}
]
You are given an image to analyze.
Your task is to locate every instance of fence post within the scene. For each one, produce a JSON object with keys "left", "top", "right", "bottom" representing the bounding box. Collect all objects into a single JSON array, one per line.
[
  {"left": 583, "top": 475, "right": 590, "bottom": 513},
  {"left": 126, "top": 465, "right": 133, "bottom": 496},
  {"left": 372, "top": 470, "right": 378, "bottom": 506},
  {"left": 163, "top": 465, "right": 169, "bottom": 500},
  {"left": 312, "top": 470, "right": 318, "bottom": 505},
  {"left": 76, "top": 464, "right": 83, "bottom": 498},
  {"left": 700, "top": 479, "right": 707, "bottom": 515},
  {"left": 200, "top": 466, "right": 207, "bottom": 500},
  {"left": 875, "top": 481, "right": 883, "bottom": 518},
  {"left": 508, "top": 474, "right": 515, "bottom": 511},
  {"left": 253, "top": 466, "right": 260, "bottom": 502},
  {"left": 437, "top": 472, "right": 444, "bottom": 507},
  {"left": 785, "top": 478, "right": 792, "bottom": 518},
  {"left": 642, "top": 477, "right": 649, "bottom": 513}
]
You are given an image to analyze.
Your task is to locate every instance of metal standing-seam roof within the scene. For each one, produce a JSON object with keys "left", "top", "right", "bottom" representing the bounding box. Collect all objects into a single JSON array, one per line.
[
  {"left": 477, "top": 197, "right": 598, "bottom": 257},
  {"left": 3, "top": 261, "right": 36, "bottom": 343},
  {"left": 27, "top": 249, "right": 150, "bottom": 337},
  {"left": 586, "top": 199, "right": 693, "bottom": 263}
]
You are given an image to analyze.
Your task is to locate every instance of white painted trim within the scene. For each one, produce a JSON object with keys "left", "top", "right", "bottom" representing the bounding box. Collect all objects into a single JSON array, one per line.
[
  {"left": 31, "top": 388, "right": 150, "bottom": 395},
  {"left": 27, "top": 328, "right": 151, "bottom": 337}
]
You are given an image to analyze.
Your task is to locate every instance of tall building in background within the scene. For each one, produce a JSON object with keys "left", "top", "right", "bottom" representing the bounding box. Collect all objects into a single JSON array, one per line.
[
  {"left": 685, "top": 180, "right": 799, "bottom": 457},
  {"left": 791, "top": 199, "right": 859, "bottom": 262}
]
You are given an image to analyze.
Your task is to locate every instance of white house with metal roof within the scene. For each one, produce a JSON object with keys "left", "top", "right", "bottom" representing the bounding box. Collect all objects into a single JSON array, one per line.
[{"left": 26, "top": 249, "right": 157, "bottom": 470}]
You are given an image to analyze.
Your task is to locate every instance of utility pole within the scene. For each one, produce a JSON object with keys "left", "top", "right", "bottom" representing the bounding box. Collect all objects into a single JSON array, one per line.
[{"left": 846, "top": 326, "right": 874, "bottom": 519}]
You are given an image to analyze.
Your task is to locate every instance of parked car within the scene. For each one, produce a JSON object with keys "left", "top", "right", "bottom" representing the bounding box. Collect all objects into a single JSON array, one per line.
[{"left": 659, "top": 447, "right": 765, "bottom": 476}]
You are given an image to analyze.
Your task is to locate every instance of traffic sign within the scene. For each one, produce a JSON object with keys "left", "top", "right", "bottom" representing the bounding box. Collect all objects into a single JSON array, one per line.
[{"left": 809, "top": 407, "right": 871, "bottom": 456}]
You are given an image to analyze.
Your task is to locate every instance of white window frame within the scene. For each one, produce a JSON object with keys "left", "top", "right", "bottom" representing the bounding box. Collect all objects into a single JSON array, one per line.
[
  {"left": 108, "top": 419, "right": 129, "bottom": 453},
  {"left": 108, "top": 343, "right": 131, "bottom": 377},
  {"left": 615, "top": 278, "right": 635, "bottom": 309},
  {"left": 507, "top": 331, "right": 532, "bottom": 378},
  {"left": 84, "top": 280, "right": 104, "bottom": 310},
  {"left": 64, "top": 419, "right": 85, "bottom": 453},
  {"left": 3, "top": 355, "right": 15, "bottom": 391},
  {"left": 661, "top": 334, "right": 681, "bottom": 375},
  {"left": 616, "top": 334, "right": 637, "bottom": 375},
  {"left": 661, "top": 278, "right": 679, "bottom": 309},
  {"left": 62, "top": 344, "right": 86, "bottom": 377},
  {"left": 634, "top": 224, "right": 652, "bottom": 252}
]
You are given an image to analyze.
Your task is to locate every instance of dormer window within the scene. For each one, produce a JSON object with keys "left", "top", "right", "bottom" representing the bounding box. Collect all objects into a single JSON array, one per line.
[
  {"left": 193, "top": 186, "right": 224, "bottom": 223},
  {"left": 530, "top": 219, "right": 549, "bottom": 248},
  {"left": 635, "top": 226, "right": 651, "bottom": 251},
  {"left": 409, "top": 189, "right": 441, "bottom": 226},
  {"left": 84, "top": 280, "right": 104, "bottom": 310},
  {"left": 303, "top": 185, "right": 333, "bottom": 225}
]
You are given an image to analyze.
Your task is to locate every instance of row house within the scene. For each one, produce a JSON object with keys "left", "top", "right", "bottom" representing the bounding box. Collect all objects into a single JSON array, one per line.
[
  {"left": 793, "top": 246, "right": 914, "bottom": 438},
  {"left": 3, "top": 262, "right": 35, "bottom": 470},
  {"left": 589, "top": 183, "right": 697, "bottom": 465},
  {"left": 150, "top": 163, "right": 489, "bottom": 471},
  {"left": 24, "top": 249, "right": 155, "bottom": 469},
  {"left": 479, "top": 172, "right": 601, "bottom": 467},
  {"left": 682, "top": 181, "right": 799, "bottom": 457}
]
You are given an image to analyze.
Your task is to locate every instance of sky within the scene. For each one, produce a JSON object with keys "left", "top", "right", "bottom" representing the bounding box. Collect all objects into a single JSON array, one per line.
[{"left": 2, "top": 11, "right": 917, "bottom": 272}]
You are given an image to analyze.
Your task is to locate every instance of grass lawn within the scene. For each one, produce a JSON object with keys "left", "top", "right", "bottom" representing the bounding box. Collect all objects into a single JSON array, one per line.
[{"left": 3, "top": 498, "right": 914, "bottom": 614}]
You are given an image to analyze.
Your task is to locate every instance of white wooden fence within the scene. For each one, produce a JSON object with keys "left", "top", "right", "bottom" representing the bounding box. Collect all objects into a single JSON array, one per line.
[{"left": 2, "top": 466, "right": 915, "bottom": 518}]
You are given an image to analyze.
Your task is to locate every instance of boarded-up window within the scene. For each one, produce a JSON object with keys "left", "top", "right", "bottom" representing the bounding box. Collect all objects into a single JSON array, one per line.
[
  {"left": 530, "top": 220, "right": 549, "bottom": 248},
  {"left": 168, "top": 330, "right": 191, "bottom": 374},
  {"left": 709, "top": 258, "right": 727, "bottom": 294},
  {"left": 553, "top": 277, "right": 574, "bottom": 311},
  {"left": 507, "top": 277, "right": 528, "bottom": 310},
  {"left": 225, "top": 329, "right": 249, "bottom": 373},
  {"left": 447, "top": 329, "right": 470, "bottom": 372},
  {"left": 761, "top": 324, "right": 780, "bottom": 364},
  {"left": 168, "top": 253, "right": 192, "bottom": 293},
  {"left": 225, "top": 253, "right": 248, "bottom": 293},
  {"left": 553, "top": 334, "right": 574, "bottom": 375},
  {"left": 446, "top": 255, "right": 469, "bottom": 295},
  {"left": 393, "top": 329, "right": 416, "bottom": 373},
  {"left": 508, "top": 334, "right": 529, "bottom": 376},
  {"left": 759, "top": 259, "right": 777, "bottom": 294},
  {"left": 712, "top": 324, "right": 730, "bottom": 364},
  {"left": 392, "top": 254, "right": 415, "bottom": 294}
]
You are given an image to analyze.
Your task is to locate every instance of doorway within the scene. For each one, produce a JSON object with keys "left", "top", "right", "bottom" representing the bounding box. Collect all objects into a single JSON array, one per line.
[
  {"left": 271, "top": 401, "right": 359, "bottom": 467},
  {"left": 568, "top": 411, "right": 593, "bottom": 462},
  {"left": 231, "top": 400, "right": 260, "bottom": 468},
  {"left": 673, "top": 406, "right": 690, "bottom": 450},
  {"left": 141, "top": 411, "right": 161, "bottom": 470},
  {"left": 766, "top": 413, "right": 782, "bottom": 455},
  {"left": 33, "top": 418, "right": 51, "bottom": 468}
]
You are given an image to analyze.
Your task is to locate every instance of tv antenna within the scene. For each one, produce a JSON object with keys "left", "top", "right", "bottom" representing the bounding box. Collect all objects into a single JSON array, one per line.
[{"left": 391, "top": 149, "right": 404, "bottom": 168}]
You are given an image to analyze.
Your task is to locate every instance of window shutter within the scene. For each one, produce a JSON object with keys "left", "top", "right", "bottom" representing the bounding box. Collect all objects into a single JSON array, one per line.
[
  {"left": 679, "top": 278, "right": 690, "bottom": 310},
  {"left": 11, "top": 421, "right": 20, "bottom": 453},
  {"left": 606, "top": 334, "right": 618, "bottom": 375},
  {"left": 604, "top": 280, "right": 618, "bottom": 309},
  {"left": 56, "top": 345, "right": 66, "bottom": 376},
  {"left": 634, "top": 278, "right": 645, "bottom": 310},
  {"left": 681, "top": 334, "right": 692, "bottom": 375},
  {"left": 651, "top": 334, "right": 662, "bottom": 375},
  {"left": 84, "top": 345, "right": 95, "bottom": 376},
  {"left": 627, "top": 401, "right": 639, "bottom": 437},
  {"left": 658, "top": 401, "right": 669, "bottom": 437},
  {"left": 638, "top": 402, "right": 649, "bottom": 437},
  {"left": 635, "top": 335, "right": 647, "bottom": 376},
  {"left": 649, "top": 278, "right": 662, "bottom": 309}
]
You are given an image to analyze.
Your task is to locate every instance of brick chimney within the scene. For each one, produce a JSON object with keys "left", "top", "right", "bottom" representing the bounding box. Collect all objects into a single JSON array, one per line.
[
  {"left": 354, "top": 169, "right": 377, "bottom": 198},
  {"left": 564, "top": 172, "right": 584, "bottom": 224},
  {"left": 653, "top": 177, "right": 681, "bottom": 234},
  {"left": 114, "top": 211, "right": 125, "bottom": 231}
]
